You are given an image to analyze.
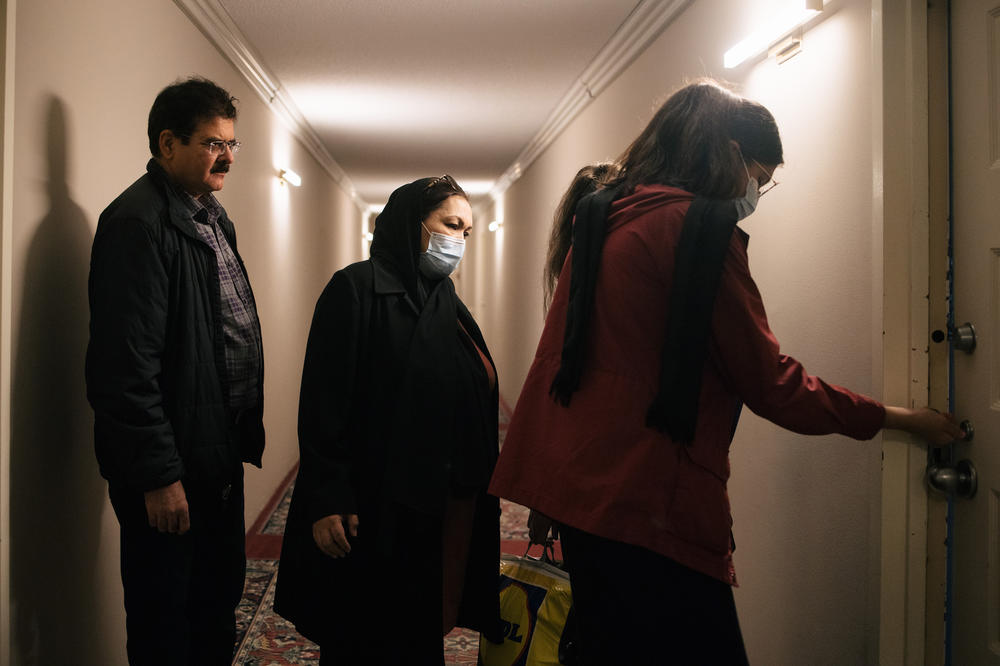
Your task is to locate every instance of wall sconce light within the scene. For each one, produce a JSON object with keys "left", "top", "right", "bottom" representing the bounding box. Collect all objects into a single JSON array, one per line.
[
  {"left": 365, "top": 231, "right": 374, "bottom": 242},
  {"left": 770, "top": 34, "right": 804, "bottom": 65},
  {"left": 488, "top": 219, "right": 503, "bottom": 232},
  {"left": 723, "top": 0, "right": 822, "bottom": 68},
  {"left": 279, "top": 168, "right": 302, "bottom": 187}
]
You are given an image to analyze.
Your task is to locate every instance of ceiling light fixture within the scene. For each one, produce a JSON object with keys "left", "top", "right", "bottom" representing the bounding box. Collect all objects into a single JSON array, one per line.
[
  {"left": 279, "top": 168, "right": 302, "bottom": 187},
  {"left": 723, "top": 0, "right": 822, "bottom": 69}
]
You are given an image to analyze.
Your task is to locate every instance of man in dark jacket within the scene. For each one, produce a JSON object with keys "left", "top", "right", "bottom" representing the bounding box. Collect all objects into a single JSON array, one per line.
[{"left": 86, "top": 77, "right": 264, "bottom": 665}]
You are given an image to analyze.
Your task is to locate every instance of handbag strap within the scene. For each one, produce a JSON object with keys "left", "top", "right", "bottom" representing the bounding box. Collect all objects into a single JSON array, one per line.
[{"left": 522, "top": 541, "right": 561, "bottom": 567}]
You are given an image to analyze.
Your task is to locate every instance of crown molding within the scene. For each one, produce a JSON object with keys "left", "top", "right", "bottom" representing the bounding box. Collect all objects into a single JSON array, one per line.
[
  {"left": 176, "top": 0, "right": 690, "bottom": 209},
  {"left": 173, "top": 0, "right": 366, "bottom": 211},
  {"left": 489, "top": 0, "right": 691, "bottom": 200}
]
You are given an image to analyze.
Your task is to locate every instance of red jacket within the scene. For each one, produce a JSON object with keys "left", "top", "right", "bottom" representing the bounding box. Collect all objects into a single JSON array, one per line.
[{"left": 488, "top": 185, "right": 884, "bottom": 585}]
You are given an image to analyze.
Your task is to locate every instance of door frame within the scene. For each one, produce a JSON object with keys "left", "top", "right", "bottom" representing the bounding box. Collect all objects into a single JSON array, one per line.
[
  {"left": 923, "top": 2, "right": 951, "bottom": 662},
  {"left": 879, "top": 1, "right": 950, "bottom": 664},
  {"left": 0, "top": 1, "right": 13, "bottom": 664}
]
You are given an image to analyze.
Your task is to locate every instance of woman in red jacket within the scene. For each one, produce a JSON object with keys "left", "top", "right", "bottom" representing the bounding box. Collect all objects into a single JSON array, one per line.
[{"left": 488, "top": 79, "right": 961, "bottom": 665}]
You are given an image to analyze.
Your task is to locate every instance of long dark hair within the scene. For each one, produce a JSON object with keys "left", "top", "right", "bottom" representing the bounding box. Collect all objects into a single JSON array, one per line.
[
  {"left": 549, "top": 79, "right": 783, "bottom": 414},
  {"left": 543, "top": 163, "right": 620, "bottom": 311},
  {"left": 617, "top": 79, "right": 783, "bottom": 198}
]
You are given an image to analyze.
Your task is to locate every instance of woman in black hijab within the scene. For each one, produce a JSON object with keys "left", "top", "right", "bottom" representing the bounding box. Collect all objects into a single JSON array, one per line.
[{"left": 275, "top": 176, "right": 501, "bottom": 664}]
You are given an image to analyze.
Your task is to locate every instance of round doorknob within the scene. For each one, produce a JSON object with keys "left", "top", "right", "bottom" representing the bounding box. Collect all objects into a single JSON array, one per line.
[
  {"left": 953, "top": 322, "right": 977, "bottom": 353},
  {"left": 926, "top": 459, "right": 977, "bottom": 499}
]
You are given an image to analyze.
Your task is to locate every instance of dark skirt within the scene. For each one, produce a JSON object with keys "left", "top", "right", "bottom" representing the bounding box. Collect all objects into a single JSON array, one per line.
[
  {"left": 560, "top": 525, "right": 749, "bottom": 666},
  {"left": 274, "top": 489, "right": 501, "bottom": 664}
]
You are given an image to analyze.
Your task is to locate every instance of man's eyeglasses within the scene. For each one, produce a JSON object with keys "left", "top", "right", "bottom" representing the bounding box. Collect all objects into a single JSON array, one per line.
[{"left": 178, "top": 135, "right": 242, "bottom": 156}]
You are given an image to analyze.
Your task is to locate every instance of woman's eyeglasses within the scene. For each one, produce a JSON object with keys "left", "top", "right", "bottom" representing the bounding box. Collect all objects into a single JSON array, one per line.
[
  {"left": 425, "top": 174, "right": 461, "bottom": 192},
  {"left": 752, "top": 160, "right": 779, "bottom": 197}
]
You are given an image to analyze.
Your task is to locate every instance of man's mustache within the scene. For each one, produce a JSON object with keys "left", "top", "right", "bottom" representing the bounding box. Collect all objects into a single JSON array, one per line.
[{"left": 211, "top": 164, "right": 230, "bottom": 174}]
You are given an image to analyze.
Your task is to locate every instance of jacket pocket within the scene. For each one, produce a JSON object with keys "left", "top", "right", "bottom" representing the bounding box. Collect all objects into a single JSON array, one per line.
[{"left": 665, "top": 457, "right": 732, "bottom": 556}]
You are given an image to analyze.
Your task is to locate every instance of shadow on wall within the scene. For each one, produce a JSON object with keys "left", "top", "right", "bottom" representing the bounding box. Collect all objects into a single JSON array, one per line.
[{"left": 10, "top": 95, "right": 107, "bottom": 665}]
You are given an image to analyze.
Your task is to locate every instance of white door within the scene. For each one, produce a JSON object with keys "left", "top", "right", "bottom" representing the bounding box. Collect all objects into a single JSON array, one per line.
[{"left": 951, "top": 1, "right": 1000, "bottom": 662}]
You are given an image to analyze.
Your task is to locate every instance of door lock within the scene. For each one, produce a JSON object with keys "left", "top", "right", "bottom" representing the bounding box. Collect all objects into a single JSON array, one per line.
[
  {"left": 925, "top": 420, "right": 977, "bottom": 499},
  {"left": 931, "top": 322, "right": 977, "bottom": 353}
]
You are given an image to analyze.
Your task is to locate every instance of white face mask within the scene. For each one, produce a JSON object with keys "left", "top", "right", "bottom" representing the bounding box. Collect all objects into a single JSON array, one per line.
[
  {"left": 734, "top": 154, "right": 760, "bottom": 221},
  {"left": 419, "top": 224, "right": 465, "bottom": 278}
]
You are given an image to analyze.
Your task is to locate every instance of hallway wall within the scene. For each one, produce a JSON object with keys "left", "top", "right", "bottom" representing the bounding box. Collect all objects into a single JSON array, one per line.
[
  {"left": 461, "top": 0, "right": 884, "bottom": 663},
  {"left": 5, "top": 0, "right": 362, "bottom": 663}
]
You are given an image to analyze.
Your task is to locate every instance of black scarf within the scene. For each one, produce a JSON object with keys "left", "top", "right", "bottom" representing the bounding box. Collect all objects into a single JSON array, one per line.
[
  {"left": 551, "top": 188, "right": 739, "bottom": 444},
  {"left": 549, "top": 184, "right": 623, "bottom": 403},
  {"left": 370, "top": 179, "right": 495, "bottom": 516},
  {"left": 370, "top": 178, "right": 429, "bottom": 308}
]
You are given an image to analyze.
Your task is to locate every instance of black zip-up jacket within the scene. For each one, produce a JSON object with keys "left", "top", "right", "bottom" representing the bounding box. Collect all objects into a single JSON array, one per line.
[{"left": 86, "top": 160, "right": 264, "bottom": 492}]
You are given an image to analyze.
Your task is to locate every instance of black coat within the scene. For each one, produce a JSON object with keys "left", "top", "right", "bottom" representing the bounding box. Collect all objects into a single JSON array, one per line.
[
  {"left": 274, "top": 256, "right": 502, "bottom": 649},
  {"left": 86, "top": 160, "right": 264, "bottom": 492}
]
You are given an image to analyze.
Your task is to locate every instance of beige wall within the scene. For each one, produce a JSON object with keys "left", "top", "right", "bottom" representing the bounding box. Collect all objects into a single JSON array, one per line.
[
  {"left": 461, "top": 0, "right": 885, "bottom": 663},
  {"left": 4, "top": 0, "right": 361, "bottom": 664}
]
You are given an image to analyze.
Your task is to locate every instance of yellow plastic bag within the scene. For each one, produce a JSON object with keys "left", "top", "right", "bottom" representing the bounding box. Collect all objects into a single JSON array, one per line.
[{"left": 479, "top": 552, "right": 573, "bottom": 665}]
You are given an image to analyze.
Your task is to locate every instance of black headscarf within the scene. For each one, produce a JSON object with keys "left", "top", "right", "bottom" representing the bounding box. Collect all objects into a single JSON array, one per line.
[
  {"left": 370, "top": 178, "right": 496, "bottom": 516},
  {"left": 369, "top": 177, "right": 433, "bottom": 306},
  {"left": 550, "top": 187, "right": 739, "bottom": 444}
]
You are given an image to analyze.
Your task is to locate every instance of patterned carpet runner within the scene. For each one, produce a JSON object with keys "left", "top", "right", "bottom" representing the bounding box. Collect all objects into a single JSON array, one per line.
[{"left": 232, "top": 405, "right": 538, "bottom": 664}]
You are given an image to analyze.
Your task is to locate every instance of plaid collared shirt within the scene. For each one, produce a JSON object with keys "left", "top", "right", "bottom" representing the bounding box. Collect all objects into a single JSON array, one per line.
[{"left": 178, "top": 190, "right": 262, "bottom": 413}]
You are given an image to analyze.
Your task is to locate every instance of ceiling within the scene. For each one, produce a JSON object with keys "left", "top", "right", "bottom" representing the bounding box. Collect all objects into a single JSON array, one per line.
[{"left": 209, "top": 0, "right": 656, "bottom": 207}]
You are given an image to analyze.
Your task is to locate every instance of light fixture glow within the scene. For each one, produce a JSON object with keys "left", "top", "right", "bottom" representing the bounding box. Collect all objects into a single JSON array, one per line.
[
  {"left": 456, "top": 180, "right": 496, "bottom": 195},
  {"left": 489, "top": 193, "right": 505, "bottom": 235},
  {"left": 365, "top": 231, "right": 374, "bottom": 242},
  {"left": 724, "top": 2, "right": 821, "bottom": 68},
  {"left": 279, "top": 168, "right": 302, "bottom": 187}
]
